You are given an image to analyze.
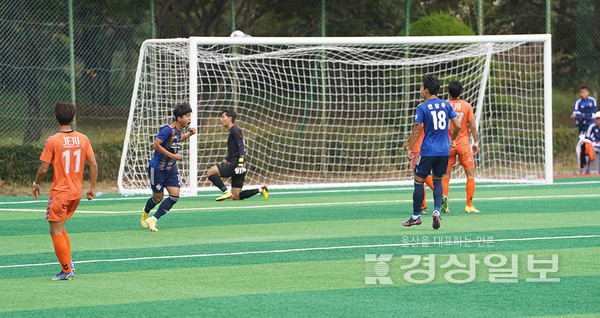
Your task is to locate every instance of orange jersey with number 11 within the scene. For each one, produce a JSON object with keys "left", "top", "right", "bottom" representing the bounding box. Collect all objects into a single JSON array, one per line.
[
  {"left": 447, "top": 99, "right": 474, "bottom": 147},
  {"left": 40, "top": 131, "right": 94, "bottom": 200}
]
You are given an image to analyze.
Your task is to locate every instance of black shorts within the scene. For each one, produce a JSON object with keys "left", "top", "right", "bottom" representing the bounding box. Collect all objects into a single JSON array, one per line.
[
  {"left": 217, "top": 162, "right": 246, "bottom": 188},
  {"left": 414, "top": 155, "right": 449, "bottom": 179}
]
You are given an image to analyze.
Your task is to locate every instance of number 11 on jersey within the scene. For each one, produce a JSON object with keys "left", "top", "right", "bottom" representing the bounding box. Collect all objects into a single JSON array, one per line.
[{"left": 62, "top": 149, "right": 81, "bottom": 174}]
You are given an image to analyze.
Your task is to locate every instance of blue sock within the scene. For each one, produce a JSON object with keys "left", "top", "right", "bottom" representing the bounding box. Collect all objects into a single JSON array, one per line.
[
  {"left": 413, "top": 180, "right": 424, "bottom": 218},
  {"left": 144, "top": 197, "right": 160, "bottom": 213},
  {"left": 153, "top": 196, "right": 178, "bottom": 220},
  {"left": 433, "top": 179, "right": 443, "bottom": 212}
]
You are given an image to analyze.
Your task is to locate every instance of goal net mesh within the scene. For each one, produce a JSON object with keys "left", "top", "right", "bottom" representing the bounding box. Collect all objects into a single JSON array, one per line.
[{"left": 119, "top": 38, "right": 548, "bottom": 193}]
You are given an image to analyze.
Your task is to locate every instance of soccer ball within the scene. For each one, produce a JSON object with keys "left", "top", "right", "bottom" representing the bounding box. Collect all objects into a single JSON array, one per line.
[{"left": 230, "top": 30, "right": 250, "bottom": 38}]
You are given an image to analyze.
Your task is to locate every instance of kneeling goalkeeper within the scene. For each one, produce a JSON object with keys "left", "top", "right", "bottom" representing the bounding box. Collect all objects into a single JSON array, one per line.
[{"left": 207, "top": 110, "right": 268, "bottom": 201}]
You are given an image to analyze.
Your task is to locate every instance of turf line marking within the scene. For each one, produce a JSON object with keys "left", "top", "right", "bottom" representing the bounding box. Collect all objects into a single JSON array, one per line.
[
  {"left": 1, "top": 234, "right": 599, "bottom": 269},
  {"left": 3, "top": 180, "right": 600, "bottom": 206},
  {"left": 1, "top": 189, "right": 402, "bottom": 205},
  {"left": 2, "top": 193, "right": 600, "bottom": 214}
]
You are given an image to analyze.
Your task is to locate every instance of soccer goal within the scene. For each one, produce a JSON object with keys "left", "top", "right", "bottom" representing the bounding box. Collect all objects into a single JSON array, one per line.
[{"left": 118, "top": 35, "right": 552, "bottom": 195}]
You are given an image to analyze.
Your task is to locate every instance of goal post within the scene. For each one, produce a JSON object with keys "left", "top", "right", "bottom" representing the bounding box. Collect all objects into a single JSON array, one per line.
[{"left": 118, "top": 34, "right": 552, "bottom": 195}]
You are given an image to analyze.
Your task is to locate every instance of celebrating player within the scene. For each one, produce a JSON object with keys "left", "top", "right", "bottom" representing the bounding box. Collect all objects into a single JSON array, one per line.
[
  {"left": 141, "top": 103, "right": 196, "bottom": 232},
  {"left": 403, "top": 75, "right": 460, "bottom": 229},
  {"left": 32, "top": 102, "right": 98, "bottom": 280},
  {"left": 206, "top": 110, "right": 268, "bottom": 201},
  {"left": 441, "top": 80, "right": 480, "bottom": 213}
]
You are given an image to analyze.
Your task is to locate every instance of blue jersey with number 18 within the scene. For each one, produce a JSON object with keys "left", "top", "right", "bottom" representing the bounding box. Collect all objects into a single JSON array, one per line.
[{"left": 415, "top": 97, "right": 458, "bottom": 156}]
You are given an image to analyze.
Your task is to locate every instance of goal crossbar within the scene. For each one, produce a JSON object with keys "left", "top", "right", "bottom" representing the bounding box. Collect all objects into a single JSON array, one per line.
[{"left": 118, "top": 35, "right": 552, "bottom": 195}]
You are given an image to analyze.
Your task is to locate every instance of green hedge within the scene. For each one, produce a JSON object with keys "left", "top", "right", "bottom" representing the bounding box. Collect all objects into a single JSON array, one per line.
[
  {"left": 0, "top": 140, "right": 123, "bottom": 184},
  {"left": 0, "top": 128, "right": 582, "bottom": 185},
  {"left": 553, "top": 126, "right": 578, "bottom": 157}
]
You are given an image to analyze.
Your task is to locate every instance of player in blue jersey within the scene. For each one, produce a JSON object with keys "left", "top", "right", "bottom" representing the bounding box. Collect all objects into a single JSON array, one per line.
[
  {"left": 571, "top": 86, "right": 597, "bottom": 134},
  {"left": 576, "top": 111, "right": 600, "bottom": 173},
  {"left": 206, "top": 110, "right": 268, "bottom": 201},
  {"left": 141, "top": 103, "right": 196, "bottom": 232},
  {"left": 402, "top": 75, "right": 461, "bottom": 229}
]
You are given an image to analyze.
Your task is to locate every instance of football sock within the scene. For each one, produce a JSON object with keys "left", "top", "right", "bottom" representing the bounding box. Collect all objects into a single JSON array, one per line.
[
  {"left": 425, "top": 175, "right": 434, "bottom": 190},
  {"left": 62, "top": 228, "right": 71, "bottom": 262},
  {"left": 239, "top": 189, "right": 260, "bottom": 200},
  {"left": 144, "top": 197, "right": 160, "bottom": 213},
  {"left": 466, "top": 178, "right": 475, "bottom": 206},
  {"left": 421, "top": 184, "right": 427, "bottom": 209},
  {"left": 433, "top": 179, "right": 443, "bottom": 211},
  {"left": 580, "top": 143, "right": 587, "bottom": 169},
  {"left": 413, "top": 180, "right": 424, "bottom": 216},
  {"left": 52, "top": 234, "right": 72, "bottom": 273},
  {"left": 153, "top": 196, "right": 178, "bottom": 219},
  {"left": 208, "top": 175, "right": 228, "bottom": 192},
  {"left": 442, "top": 177, "right": 450, "bottom": 197},
  {"left": 422, "top": 176, "right": 434, "bottom": 209}
]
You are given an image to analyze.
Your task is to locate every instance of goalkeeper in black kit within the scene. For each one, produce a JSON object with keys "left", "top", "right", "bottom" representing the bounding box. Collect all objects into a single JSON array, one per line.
[{"left": 206, "top": 110, "right": 268, "bottom": 201}]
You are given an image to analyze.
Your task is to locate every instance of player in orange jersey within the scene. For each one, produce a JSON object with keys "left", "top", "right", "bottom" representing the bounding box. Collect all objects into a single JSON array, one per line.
[
  {"left": 441, "top": 81, "right": 479, "bottom": 213},
  {"left": 32, "top": 102, "right": 98, "bottom": 280},
  {"left": 409, "top": 128, "right": 434, "bottom": 214}
]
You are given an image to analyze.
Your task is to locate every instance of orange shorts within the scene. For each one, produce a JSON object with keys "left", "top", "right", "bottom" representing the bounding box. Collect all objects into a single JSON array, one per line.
[
  {"left": 46, "top": 197, "right": 81, "bottom": 222},
  {"left": 410, "top": 152, "right": 420, "bottom": 170},
  {"left": 448, "top": 144, "right": 475, "bottom": 171}
]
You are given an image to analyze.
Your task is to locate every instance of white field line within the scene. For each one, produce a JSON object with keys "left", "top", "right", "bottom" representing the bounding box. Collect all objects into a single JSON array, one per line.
[
  {"left": 1, "top": 234, "right": 599, "bottom": 269},
  {"left": 2, "top": 193, "right": 600, "bottom": 214},
  {"left": 2, "top": 180, "right": 600, "bottom": 206}
]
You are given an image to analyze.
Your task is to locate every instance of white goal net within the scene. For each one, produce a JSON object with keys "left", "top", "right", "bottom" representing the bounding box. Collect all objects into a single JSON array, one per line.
[{"left": 119, "top": 35, "right": 552, "bottom": 195}]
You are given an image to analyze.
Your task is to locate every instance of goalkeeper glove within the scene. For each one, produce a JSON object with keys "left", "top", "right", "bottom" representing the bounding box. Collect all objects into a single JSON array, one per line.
[{"left": 234, "top": 157, "right": 247, "bottom": 174}]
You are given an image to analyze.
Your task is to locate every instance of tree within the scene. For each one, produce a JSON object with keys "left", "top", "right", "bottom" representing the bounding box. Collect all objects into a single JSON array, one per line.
[
  {"left": 154, "top": 0, "right": 287, "bottom": 37},
  {"left": 73, "top": 0, "right": 150, "bottom": 108},
  {"left": 0, "top": 1, "right": 69, "bottom": 144},
  {"left": 403, "top": 12, "right": 474, "bottom": 36}
]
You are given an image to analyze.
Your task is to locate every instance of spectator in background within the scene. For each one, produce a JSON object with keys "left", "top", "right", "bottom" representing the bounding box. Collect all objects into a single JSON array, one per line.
[
  {"left": 571, "top": 86, "right": 597, "bottom": 135},
  {"left": 576, "top": 111, "right": 600, "bottom": 174}
]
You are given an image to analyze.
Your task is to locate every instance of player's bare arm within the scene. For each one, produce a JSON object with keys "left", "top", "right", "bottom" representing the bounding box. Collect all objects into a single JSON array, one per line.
[
  {"left": 403, "top": 123, "right": 423, "bottom": 158},
  {"left": 32, "top": 161, "right": 50, "bottom": 200},
  {"left": 180, "top": 127, "right": 196, "bottom": 142},
  {"left": 450, "top": 116, "right": 461, "bottom": 148},
  {"left": 87, "top": 155, "right": 98, "bottom": 200},
  {"left": 468, "top": 119, "right": 479, "bottom": 154},
  {"left": 152, "top": 138, "right": 182, "bottom": 161}
]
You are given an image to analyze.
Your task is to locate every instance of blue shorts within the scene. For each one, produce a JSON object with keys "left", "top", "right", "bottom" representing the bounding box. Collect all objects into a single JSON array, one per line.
[
  {"left": 148, "top": 165, "right": 180, "bottom": 193},
  {"left": 414, "top": 155, "right": 449, "bottom": 179}
]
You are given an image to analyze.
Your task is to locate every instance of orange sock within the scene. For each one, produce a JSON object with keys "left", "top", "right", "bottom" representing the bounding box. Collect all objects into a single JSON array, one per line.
[
  {"left": 425, "top": 176, "right": 434, "bottom": 190},
  {"left": 442, "top": 177, "right": 450, "bottom": 197},
  {"left": 52, "top": 234, "right": 72, "bottom": 273},
  {"left": 466, "top": 178, "right": 475, "bottom": 206},
  {"left": 585, "top": 142, "right": 595, "bottom": 161},
  {"left": 63, "top": 228, "right": 71, "bottom": 262},
  {"left": 421, "top": 184, "right": 427, "bottom": 209}
]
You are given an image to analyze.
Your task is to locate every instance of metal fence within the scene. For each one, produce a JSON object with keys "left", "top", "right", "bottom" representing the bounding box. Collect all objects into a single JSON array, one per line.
[
  {"left": 0, "top": 0, "right": 597, "bottom": 147},
  {"left": 0, "top": 0, "right": 152, "bottom": 145}
]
